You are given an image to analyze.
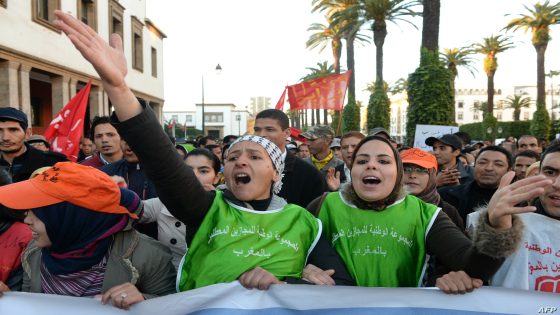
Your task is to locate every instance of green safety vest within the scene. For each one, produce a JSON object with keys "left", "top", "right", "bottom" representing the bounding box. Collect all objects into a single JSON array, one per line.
[
  {"left": 318, "top": 193, "right": 439, "bottom": 287},
  {"left": 177, "top": 191, "right": 322, "bottom": 291}
]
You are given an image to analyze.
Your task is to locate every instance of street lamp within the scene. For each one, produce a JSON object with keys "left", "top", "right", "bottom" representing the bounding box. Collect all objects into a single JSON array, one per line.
[
  {"left": 201, "top": 64, "right": 222, "bottom": 135},
  {"left": 235, "top": 114, "right": 241, "bottom": 136}
]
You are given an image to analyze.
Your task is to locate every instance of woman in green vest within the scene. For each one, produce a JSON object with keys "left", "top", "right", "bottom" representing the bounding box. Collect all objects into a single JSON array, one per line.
[
  {"left": 50, "top": 11, "right": 355, "bottom": 292},
  {"left": 305, "top": 135, "right": 539, "bottom": 293}
]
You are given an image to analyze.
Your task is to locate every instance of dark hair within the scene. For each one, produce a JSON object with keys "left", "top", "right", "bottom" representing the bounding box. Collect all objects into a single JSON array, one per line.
[
  {"left": 514, "top": 150, "right": 540, "bottom": 162},
  {"left": 350, "top": 135, "right": 404, "bottom": 210},
  {"left": 341, "top": 131, "right": 365, "bottom": 142},
  {"left": 175, "top": 144, "right": 188, "bottom": 160},
  {"left": 222, "top": 143, "right": 231, "bottom": 162},
  {"left": 462, "top": 146, "right": 476, "bottom": 154},
  {"left": 517, "top": 134, "right": 538, "bottom": 146},
  {"left": 475, "top": 145, "right": 513, "bottom": 169},
  {"left": 299, "top": 143, "right": 309, "bottom": 149},
  {"left": 205, "top": 144, "right": 221, "bottom": 151},
  {"left": 198, "top": 136, "right": 216, "bottom": 147},
  {"left": 454, "top": 131, "right": 471, "bottom": 147},
  {"left": 90, "top": 116, "right": 113, "bottom": 140},
  {"left": 222, "top": 135, "right": 238, "bottom": 145},
  {"left": 0, "top": 118, "right": 26, "bottom": 131},
  {"left": 540, "top": 143, "right": 560, "bottom": 169},
  {"left": 186, "top": 148, "right": 221, "bottom": 174},
  {"left": 255, "top": 109, "right": 289, "bottom": 130}
]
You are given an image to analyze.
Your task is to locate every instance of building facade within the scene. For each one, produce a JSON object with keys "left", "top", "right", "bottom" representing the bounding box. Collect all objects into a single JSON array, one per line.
[
  {"left": 389, "top": 84, "right": 560, "bottom": 138},
  {"left": 249, "top": 96, "right": 271, "bottom": 115},
  {"left": 0, "top": 0, "right": 165, "bottom": 135},
  {"left": 166, "top": 103, "right": 251, "bottom": 140}
]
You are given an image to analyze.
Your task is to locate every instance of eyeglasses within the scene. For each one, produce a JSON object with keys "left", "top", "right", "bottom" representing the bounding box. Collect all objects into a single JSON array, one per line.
[{"left": 403, "top": 166, "right": 430, "bottom": 174}]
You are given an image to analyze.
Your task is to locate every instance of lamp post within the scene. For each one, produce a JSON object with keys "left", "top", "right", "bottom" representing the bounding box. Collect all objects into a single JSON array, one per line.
[
  {"left": 235, "top": 114, "right": 241, "bottom": 136},
  {"left": 201, "top": 64, "right": 222, "bottom": 135}
]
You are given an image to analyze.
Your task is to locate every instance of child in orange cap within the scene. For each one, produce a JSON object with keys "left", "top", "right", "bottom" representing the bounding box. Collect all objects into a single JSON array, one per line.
[{"left": 0, "top": 162, "right": 176, "bottom": 309}]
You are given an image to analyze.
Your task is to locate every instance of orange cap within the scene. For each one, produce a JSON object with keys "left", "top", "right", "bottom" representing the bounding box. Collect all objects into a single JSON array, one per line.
[
  {"left": 400, "top": 148, "right": 438, "bottom": 171},
  {"left": 0, "top": 162, "right": 137, "bottom": 219}
]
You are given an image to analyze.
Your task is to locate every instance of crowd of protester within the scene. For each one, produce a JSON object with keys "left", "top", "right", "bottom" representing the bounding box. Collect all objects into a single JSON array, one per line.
[{"left": 0, "top": 10, "right": 559, "bottom": 310}]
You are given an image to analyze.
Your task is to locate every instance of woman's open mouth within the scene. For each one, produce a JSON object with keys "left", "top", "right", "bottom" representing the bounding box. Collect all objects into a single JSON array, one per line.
[
  {"left": 234, "top": 173, "right": 251, "bottom": 185},
  {"left": 362, "top": 176, "right": 381, "bottom": 186}
]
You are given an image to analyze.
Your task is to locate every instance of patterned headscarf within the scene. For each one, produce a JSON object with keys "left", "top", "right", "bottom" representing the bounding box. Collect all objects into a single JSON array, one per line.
[{"left": 228, "top": 135, "right": 285, "bottom": 194}]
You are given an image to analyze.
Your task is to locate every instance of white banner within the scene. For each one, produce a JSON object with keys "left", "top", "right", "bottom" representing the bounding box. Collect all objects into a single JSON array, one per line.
[
  {"left": 1, "top": 282, "right": 558, "bottom": 315},
  {"left": 413, "top": 124, "right": 459, "bottom": 151}
]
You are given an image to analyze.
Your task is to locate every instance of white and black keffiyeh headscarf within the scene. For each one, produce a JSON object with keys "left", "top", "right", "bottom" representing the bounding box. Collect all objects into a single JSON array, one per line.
[{"left": 228, "top": 135, "right": 285, "bottom": 194}]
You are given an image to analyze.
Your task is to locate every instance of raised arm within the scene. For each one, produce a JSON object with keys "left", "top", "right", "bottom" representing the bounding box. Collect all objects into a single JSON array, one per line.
[{"left": 53, "top": 11, "right": 214, "bottom": 224}]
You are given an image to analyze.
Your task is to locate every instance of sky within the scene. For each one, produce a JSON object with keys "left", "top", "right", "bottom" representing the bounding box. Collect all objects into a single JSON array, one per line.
[{"left": 145, "top": 0, "right": 560, "bottom": 113}]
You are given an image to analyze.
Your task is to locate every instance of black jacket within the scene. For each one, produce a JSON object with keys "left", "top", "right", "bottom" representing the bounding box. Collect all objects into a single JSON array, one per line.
[
  {"left": 439, "top": 180, "right": 497, "bottom": 224},
  {"left": 0, "top": 144, "right": 67, "bottom": 182},
  {"left": 278, "top": 152, "right": 326, "bottom": 207}
]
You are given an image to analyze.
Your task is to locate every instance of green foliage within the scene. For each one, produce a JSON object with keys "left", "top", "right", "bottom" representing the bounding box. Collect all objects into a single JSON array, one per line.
[
  {"left": 367, "top": 86, "right": 390, "bottom": 130},
  {"left": 342, "top": 100, "right": 361, "bottom": 132},
  {"left": 530, "top": 103, "right": 552, "bottom": 139},
  {"left": 406, "top": 49, "right": 454, "bottom": 144},
  {"left": 331, "top": 110, "right": 342, "bottom": 135},
  {"left": 459, "top": 121, "right": 532, "bottom": 140},
  {"left": 482, "top": 115, "right": 498, "bottom": 142}
]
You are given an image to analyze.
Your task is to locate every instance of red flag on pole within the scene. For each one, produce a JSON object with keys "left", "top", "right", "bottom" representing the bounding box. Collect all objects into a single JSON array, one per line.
[
  {"left": 287, "top": 71, "right": 351, "bottom": 111},
  {"left": 275, "top": 88, "right": 287, "bottom": 110},
  {"left": 44, "top": 81, "right": 92, "bottom": 162}
]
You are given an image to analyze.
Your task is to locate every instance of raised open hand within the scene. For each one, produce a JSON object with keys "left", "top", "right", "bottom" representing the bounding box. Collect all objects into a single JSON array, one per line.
[
  {"left": 53, "top": 11, "right": 141, "bottom": 120},
  {"left": 487, "top": 171, "right": 552, "bottom": 230},
  {"left": 53, "top": 11, "right": 127, "bottom": 89}
]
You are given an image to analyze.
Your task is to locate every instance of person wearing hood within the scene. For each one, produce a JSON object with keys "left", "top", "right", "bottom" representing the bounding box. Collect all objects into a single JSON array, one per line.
[
  {"left": 51, "top": 11, "right": 353, "bottom": 292},
  {"left": 304, "top": 136, "right": 543, "bottom": 293},
  {"left": 0, "top": 162, "right": 176, "bottom": 309}
]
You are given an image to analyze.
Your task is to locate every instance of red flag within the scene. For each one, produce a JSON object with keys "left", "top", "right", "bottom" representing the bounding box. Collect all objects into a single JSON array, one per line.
[
  {"left": 275, "top": 88, "right": 287, "bottom": 110},
  {"left": 44, "top": 81, "right": 91, "bottom": 162},
  {"left": 287, "top": 71, "right": 351, "bottom": 111}
]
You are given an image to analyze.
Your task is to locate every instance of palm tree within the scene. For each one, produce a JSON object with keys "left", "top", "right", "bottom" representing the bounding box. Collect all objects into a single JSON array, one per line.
[
  {"left": 307, "top": 20, "right": 343, "bottom": 124},
  {"left": 301, "top": 61, "right": 336, "bottom": 125},
  {"left": 313, "top": 0, "right": 368, "bottom": 102},
  {"left": 440, "top": 46, "right": 477, "bottom": 120},
  {"left": 353, "top": 0, "right": 420, "bottom": 87},
  {"left": 474, "top": 34, "right": 514, "bottom": 117},
  {"left": 505, "top": 1, "right": 560, "bottom": 109},
  {"left": 440, "top": 47, "right": 477, "bottom": 90},
  {"left": 503, "top": 95, "right": 533, "bottom": 121}
]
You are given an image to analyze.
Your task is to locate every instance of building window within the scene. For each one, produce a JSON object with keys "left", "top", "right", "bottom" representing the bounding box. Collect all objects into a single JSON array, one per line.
[
  {"left": 186, "top": 115, "right": 193, "bottom": 123},
  {"left": 77, "top": 0, "right": 97, "bottom": 31},
  {"left": 457, "top": 112, "right": 463, "bottom": 121},
  {"left": 32, "top": 0, "right": 61, "bottom": 32},
  {"left": 473, "top": 112, "right": 479, "bottom": 120},
  {"left": 458, "top": 101, "right": 464, "bottom": 109},
  {"left": 497, "top": 112, "right": 502, "bottom": 121},
  {"left": 204, "top": 113, "right": 223, "bottom": 123},
  {"left": 171, "top": 114, "right": 178, "bottom": 122},
  {"left": 151, "top": 47, "right": 157, "bottom": 77},
  {"left": 523, "top": 112, "right": 530, "bottom": 120},
  {"left": 131, "top": 16, "right": 144, "bottom": 72},
  {"left": 109, "top": 0, "right": 124, "bottom": 39}
]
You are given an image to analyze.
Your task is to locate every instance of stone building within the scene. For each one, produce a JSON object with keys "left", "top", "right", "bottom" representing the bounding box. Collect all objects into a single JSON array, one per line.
[{"left": 0, "top": 0, "right": 165, "bottom": 135}]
